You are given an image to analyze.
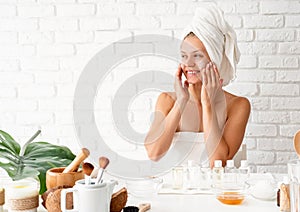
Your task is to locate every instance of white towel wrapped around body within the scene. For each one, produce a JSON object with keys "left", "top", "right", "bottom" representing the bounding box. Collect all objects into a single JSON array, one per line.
[
  {"left": 169, "top": 132, "right": 208, "bottom": 166},
  {"left": 182, "top": 3, "right": 240, "bottom": 86}
]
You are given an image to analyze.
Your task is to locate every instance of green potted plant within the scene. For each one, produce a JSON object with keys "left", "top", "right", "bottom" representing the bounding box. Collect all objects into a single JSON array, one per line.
[{"left": 0, "top": 130, "right": 75, "bottom": 194}]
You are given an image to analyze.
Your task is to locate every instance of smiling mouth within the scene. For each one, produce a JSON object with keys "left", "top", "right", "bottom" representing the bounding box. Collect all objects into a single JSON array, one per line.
[{"left": 187, "top": 70, "right": 201, "bottom": 74}]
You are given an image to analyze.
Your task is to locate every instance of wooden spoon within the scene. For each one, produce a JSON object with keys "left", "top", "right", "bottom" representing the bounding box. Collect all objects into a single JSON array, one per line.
[{"left": 293, "top": 130, "right": 300, "bottom": 157}]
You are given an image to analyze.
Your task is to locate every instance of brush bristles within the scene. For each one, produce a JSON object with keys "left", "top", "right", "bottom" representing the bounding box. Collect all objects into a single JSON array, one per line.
[
  {"left": 82, "top": 162, "right": 94, "bottom": 176},
  {"left": 99, "top": 156, "right": 109, "bottom": 169}
]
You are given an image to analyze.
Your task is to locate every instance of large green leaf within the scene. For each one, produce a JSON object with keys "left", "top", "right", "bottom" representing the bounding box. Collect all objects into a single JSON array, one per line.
[
  {"left": 0, "top": 130, "right": 75, "bottom": 194},
  {"left": 0, "top": 130, "right": 20, "bottom": 155}
]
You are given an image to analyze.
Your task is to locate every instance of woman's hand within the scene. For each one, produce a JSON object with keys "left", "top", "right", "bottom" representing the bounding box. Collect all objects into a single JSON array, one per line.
[
  {"left": 201, "top": 62, "right": 223, "bottom": 107},
  {"left": 174, "top": 64, "right": 189, "bottom": 106}
]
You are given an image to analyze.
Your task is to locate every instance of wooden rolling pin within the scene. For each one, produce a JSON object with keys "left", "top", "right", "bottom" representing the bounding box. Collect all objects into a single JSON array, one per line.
[{"left": 63, "top": 148, "right": 90, "bottom": 173}]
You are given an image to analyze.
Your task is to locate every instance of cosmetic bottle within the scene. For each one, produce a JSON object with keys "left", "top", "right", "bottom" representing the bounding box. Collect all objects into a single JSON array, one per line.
[
  {"left": 183, "top": 160, "right": 200, "bottom": 190},
  {"left": 238, "top": 160, "right": 250, "bottom": 183},
  {"left": 199, "top": 161, "right": 211, "bottom": 190},
  {"left": 212, "top": 160, "right": 224, "bottom": 186},
  {"left": 224, "top": 160, "right": 237, "bottom": 183}
]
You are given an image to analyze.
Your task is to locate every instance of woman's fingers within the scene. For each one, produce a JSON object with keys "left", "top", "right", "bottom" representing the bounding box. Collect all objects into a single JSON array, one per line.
[
  {"left": 212, "top": 63, "right": 223, "bottom": 85},
  {"left": 201, "top": 68, "right": 206, "bottom": 85},
  {"left": 212, "top": 63, "right": 220, "bottom": 78},
  {"left": 220, "top": 78, "right": 224, "bottom": 85},
  {"left": 209, "top": 62, "right": 217, "bottom": 86},
  {"left": 205, "top": 63, "right": 212, "bottom": 85},
  {"left": 176, "top": 64, "right": 185, "bottom": 81},
  {"left": 176, "top": 64, "right": 181, "bottom": 79}
]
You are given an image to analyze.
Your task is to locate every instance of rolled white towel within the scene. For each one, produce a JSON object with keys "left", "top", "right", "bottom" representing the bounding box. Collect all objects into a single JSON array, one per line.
[{"left": 182, "top": 3, "right": 240, "bottom": 86}]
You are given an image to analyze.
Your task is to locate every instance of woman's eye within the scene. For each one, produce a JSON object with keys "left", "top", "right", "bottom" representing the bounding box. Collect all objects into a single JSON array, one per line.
[
  {"left": 194, "top": 54, "right": 203, "bottom": 58},
  {"left": 181, "top": 55, "right": 187, "bottom": 59}
]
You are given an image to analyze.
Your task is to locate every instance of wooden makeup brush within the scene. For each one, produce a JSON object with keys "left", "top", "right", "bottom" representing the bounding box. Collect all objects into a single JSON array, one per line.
[
  {"left": 90, "top": 167, "right": 99, "bottom": 179},
  {"left": 82, "top": 162, "right": 94, "bottom": 185},
  {"left": 96, "top": 156, "right": 109, "bottom": 184},
  {"left": 63, "top": 148, "right": 90, "bottom": 173}
]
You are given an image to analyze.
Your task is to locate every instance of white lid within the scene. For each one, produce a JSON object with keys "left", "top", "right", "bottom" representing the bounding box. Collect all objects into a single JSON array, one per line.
[
  {"left": 240, "top": 160, "right": 248, "bottom": 168},
  {"left": 226, "top": 160, "right": 234, "bottom": 168},
  {"left": 214, "top": 160, "right": 222, "bottom": 168}
]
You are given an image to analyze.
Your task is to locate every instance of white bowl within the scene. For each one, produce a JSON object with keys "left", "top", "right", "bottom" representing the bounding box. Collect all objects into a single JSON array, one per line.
[
  {"left": 246, "top": 177, "right": 277, "bottom": 201},
  {"left": 125, "top": 177, "right": 163, "bottom": 197}
]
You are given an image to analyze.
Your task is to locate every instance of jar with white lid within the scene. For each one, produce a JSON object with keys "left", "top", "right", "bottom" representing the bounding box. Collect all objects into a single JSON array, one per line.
[{"left": 6, "top": 179, "right": 39, "bottom": 212}]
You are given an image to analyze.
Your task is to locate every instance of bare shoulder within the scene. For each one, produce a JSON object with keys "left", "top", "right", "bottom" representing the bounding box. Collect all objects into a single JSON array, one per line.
[
  {"left": 225, "top": 92, "right": 251, "bottom": 116},
  {"left": 156, "top": 92, "right": 176, "bottom": 115}
]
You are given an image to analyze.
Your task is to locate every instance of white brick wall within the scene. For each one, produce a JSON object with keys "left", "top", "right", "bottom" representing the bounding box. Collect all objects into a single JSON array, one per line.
[{"left": 0, "top": 0, "right": 299, "bottom": 174}]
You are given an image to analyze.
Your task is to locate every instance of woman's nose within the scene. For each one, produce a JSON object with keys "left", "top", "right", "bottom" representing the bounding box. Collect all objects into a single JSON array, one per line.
[{"left": 184, "top": 56, "right": 195, "bottom": 67}]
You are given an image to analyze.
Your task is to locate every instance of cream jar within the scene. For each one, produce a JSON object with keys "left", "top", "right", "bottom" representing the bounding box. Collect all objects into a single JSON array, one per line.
[{"left": 6, "top": 179, "right": 39, "bottom": 212}]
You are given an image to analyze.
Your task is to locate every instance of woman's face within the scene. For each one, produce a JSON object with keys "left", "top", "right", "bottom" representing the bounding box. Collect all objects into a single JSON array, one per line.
[{"left": 180, "top": 35, "right": 211, "bottom": 84}]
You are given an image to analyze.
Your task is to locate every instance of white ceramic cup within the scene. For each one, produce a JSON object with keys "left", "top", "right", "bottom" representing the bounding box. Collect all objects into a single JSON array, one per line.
[{"left": 61, "top": 179, "right": 117, "bottom": 212}]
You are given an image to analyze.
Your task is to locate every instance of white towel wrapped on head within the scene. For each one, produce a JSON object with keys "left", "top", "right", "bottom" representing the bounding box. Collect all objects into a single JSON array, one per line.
[{"left": 182, "top": 3, "right": 240, "bottom": 86}]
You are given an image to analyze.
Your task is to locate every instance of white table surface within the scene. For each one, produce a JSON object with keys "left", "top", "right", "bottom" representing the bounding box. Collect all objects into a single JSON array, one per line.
[
  {"left": 126, "top": 194, "right": 278, "bottom": 212},
  {"left": 5, "top": 192, "right": 276, "bottom": 212},
  {"left": 2, "top": 186, "right": 278, "bottom": 212},
  {"left": 124, "top": 172, "right": 280, "bottom": 212},
  {"left": 2, "top": 173, "right": 281, "bottom": 212}
]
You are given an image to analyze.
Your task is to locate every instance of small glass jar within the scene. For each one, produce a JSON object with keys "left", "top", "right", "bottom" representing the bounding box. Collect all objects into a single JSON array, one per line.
[
  {"left": 6, "top": 179, "right": 39, "bottom": 212},
  {"left": 172, "top": 166, "right": 183, "bottom": 189},
  {"left": 183, "top": 161, "right": 201, "bottom": 190},
  {"left": 199, "top": 162, "right": 211, "bottom": 190}
]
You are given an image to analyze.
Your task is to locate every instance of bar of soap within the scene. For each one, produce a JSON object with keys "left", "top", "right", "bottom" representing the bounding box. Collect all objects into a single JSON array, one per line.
[{"left": 251, "top": 181, "right": 276, "bottom": 200}]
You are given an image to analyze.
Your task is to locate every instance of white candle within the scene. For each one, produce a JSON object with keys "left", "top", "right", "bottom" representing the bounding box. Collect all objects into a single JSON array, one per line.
[{"left": 6, "top": 179, "right": 39, "bottom": 212}]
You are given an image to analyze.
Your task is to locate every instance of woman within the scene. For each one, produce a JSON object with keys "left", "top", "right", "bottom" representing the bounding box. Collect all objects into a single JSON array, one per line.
[{"left": 144, "top": 4, "right": 251, "bottom": 167}]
